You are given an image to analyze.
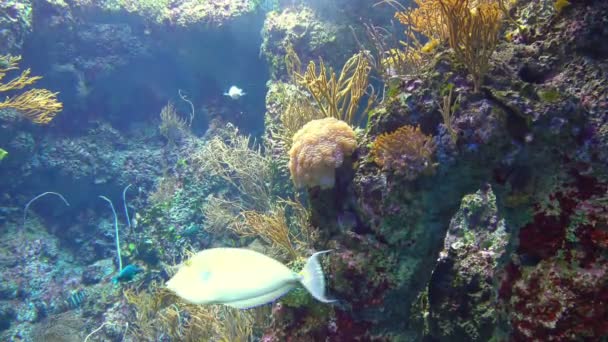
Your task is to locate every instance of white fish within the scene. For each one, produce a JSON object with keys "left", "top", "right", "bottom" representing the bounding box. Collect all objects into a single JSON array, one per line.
[
  {"left": 166, "top": 248, "right": 335, "bottom": 309},
  {"left": 223, "top": 85, "right": 246, "bottom": 99}
]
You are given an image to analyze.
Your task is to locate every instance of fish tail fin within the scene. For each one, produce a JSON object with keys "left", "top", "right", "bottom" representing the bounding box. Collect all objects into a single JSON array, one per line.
[{"left": 299, "top": 250, "right": 335, "bottom": 303}]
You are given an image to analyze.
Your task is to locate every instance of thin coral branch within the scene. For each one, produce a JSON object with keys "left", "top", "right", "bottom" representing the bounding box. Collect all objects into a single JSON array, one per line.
[
  {"left": 0, "top": 55, "right": 63, "bottom": 124},
  {"left": 0, "top": 89, "right": 63, "bottom": 124},
  {"left": 0, "top": 68, "right": 42, "bottom": 92},
  {"left": 437, "top": 83, "right": 460, "bottom": 144},
  {"left": 294, "top": 52, "right": 375, "bottom": 125}
]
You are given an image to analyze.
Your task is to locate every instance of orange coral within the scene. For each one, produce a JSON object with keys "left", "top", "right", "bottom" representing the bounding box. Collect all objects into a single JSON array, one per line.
[
  {"left": 371, "top": 125, "right": 436, "bottom": 180},
  {"left": 0, "top": 55, "right": 62, "bottom": 124},
  {"left": 288, "top": 118, "right": 356, "bottom": 189}
]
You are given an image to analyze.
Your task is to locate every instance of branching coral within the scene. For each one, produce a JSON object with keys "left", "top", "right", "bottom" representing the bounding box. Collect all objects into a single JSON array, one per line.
[
  {"left": 355, "top": 1, "right": 440, "bottom": 81},
  {"left": 149, "top": 175, "right": 182, "bottom": 206},
  {"left": 159, "top": 101, "right": 189, "bottom": 143},
  {"left": 287, "top": 47, "right": 376, "bottom": 126},
  {"left": 380, "top": 47, "right": 423, "bottom": 77},
  {"left": 159, "top": 300, "right": 261, "bottom": 342},
  {"left": 123, "top": 281, "right": 176, "bottom": 340},
  {"left": 196, "top": 127, "right": 274, "bottom": 238},
  {"left": 124, "top": 281, "right": 269, "bottom": 341},
  {"left": 273, "top": 82, "right": 326, "bottom": 152},
  {"left": 438, "top": 83, "right": 460, "bottom": 144},
  {"left": 200, "top": 195, "right": 246, "bottom": 235},
  {"left": 289, "top": 117, "right": 357, "bottom": 189},
  {"left": 0, "top": 55, "right": 63, "bottom": 124},
  {"left": 371, "top": 125, "right": 436, "bottom": 179},
  {"left": 234, "top": 200, "right": 317, "bottom": 261},
  {"left": 193, "top": 125, "right": 273, "bottom": 213},
  {"left": 195, "top": 124, "right": 317, "bottom": 262},
  {"left": 439, "top": 0, "right": 503, "bottom": 92},
  {"left": 394, "top": 0, "right": 505, "bottom": 92},
  {"left": 395, "top": 0, "right": 448, "bottom": 42}
]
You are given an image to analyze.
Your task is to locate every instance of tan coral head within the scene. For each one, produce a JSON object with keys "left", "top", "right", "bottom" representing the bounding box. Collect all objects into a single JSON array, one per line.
[{"left": 288, "top": 117, "right": 356, "bottom": 189}]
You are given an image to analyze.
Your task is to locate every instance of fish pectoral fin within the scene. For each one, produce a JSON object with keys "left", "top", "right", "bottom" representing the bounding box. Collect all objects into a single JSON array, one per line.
[{"left": 224, "top": 284, "right": 293, "bottom": 310}]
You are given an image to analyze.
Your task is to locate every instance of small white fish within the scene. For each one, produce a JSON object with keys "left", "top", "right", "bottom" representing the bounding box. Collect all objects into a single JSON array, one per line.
[
  {"left": 166, "top": 248, "right": 335, "bottom": 309},
  {"left": 223, "top": 85, "right": 246, "bottom": 100}
]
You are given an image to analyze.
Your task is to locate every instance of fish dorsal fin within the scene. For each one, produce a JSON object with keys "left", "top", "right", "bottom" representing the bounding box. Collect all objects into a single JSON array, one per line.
[{"left": 223, "top": 284, "right": 294, "bottom": 310}]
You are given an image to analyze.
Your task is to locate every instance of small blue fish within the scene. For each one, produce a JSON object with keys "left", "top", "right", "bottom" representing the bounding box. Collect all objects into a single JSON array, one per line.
[{"left": 112, "top": 264, "right": 144, "bottom": 284}]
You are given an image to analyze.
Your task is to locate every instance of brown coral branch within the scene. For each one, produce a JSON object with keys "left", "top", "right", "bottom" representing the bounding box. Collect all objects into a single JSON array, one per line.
[{"left": 392, "top": 0, "right": 504, "bottom": 91}]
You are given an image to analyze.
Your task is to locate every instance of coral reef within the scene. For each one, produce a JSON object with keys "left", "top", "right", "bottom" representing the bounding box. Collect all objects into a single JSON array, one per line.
[
  {"left": 50, "top": 0, "right": 253, "bottom": 26},
  {"left": 260, "top": 6, "right": 341, "bottom": 80},
  {"left": 419, "top": 185, "right": 510, "bottom": 341},
  {"left": 499, "top": 174, "right": 608, "bottom": 340},
  {"left": 0, "top": 0, "right": 32, "bottom": 54},
  {"left": 2, "top": 0, "right": 608, "bottom": 341}
]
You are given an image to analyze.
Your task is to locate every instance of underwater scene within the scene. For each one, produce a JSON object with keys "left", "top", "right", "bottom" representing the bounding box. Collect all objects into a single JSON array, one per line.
[{"left": 1, "top": 0, "right": 607, "bottom": 340}]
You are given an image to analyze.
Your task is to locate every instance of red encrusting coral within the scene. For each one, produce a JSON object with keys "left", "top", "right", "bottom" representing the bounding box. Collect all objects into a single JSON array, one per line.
[
  {"left": 501, "top": 172, "right": 608, "bottom": 340},
  {"left": 517, "top": 207, "right": 567, "bottom": 260},
  {"left": 508, "top": 259, "right": 608, "bottom": 341}
]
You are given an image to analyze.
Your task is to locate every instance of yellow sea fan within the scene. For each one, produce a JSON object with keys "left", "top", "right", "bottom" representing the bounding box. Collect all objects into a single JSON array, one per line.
[
  {"left": 0, "top": 55, "right": 62, "bottom": 124},
  {"left": 394, "top": 0, "right": 505, "bottom": 91},
  {"left": 0, "top": 89, "right": 63, "bottom": 124}
]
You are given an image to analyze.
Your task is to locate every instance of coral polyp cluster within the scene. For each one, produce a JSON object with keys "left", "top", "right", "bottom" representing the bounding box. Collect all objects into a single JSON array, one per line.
[
  {"left": 288, "top": 117, "right": 356, "bottom": 189},
  {"left": 371, "top": 125, "right": 436, "bottom": 179}
]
